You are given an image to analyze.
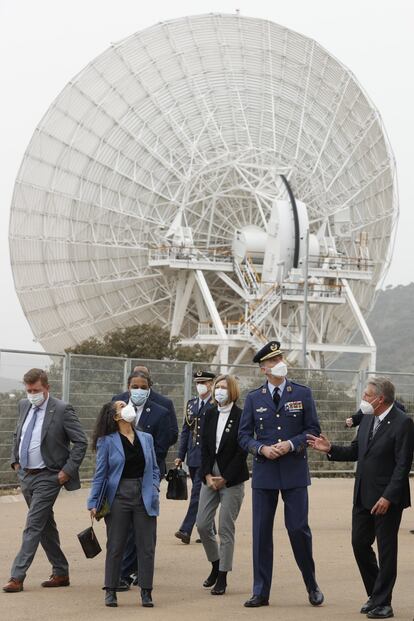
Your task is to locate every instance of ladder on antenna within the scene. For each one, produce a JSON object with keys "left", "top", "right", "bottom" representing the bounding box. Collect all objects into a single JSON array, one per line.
[{"left": 234, "top": 257, "right": 260, "bottom": 295}]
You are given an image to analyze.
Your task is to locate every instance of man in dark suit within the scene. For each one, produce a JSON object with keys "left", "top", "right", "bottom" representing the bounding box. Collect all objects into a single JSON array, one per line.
[
  {"left": 174, "top": 370, "right": 215, "bottom": 544},
  {"left": 112, "top": 370, "right": 170, "bottom": 474},
  {"left": 113, "top": 364, "right": 178, "bottom": 450},
  {"left": 238, "top": 341, "right": 324, "bottom": 608},
  {"left": 308, "top": 377, "right": 414, "bottom": 619},
  {"left": 3, "top": 368, "right": 87, "bottom": 593}
]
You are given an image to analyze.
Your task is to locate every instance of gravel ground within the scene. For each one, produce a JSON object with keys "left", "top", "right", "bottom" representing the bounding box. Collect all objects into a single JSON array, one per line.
[{"left": 1, "top": 478, "right": 413, "bottom": 621}]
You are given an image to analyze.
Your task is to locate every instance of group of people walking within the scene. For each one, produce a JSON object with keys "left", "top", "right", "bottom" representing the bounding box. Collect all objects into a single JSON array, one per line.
[{"left": 3, "top": 341, "right": 414, "bottom": 620}]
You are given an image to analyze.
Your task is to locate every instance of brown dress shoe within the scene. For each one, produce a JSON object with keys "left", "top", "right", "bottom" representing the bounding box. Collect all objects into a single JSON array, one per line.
[
  {"left": 3, "top": 578, "right": 24, "bottom": 592},
  {"left": 41, "top": 575, "right": 70, "bottom": 588}
]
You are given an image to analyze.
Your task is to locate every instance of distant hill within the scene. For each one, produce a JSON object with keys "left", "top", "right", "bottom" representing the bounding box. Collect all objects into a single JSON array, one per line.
[{"left": 367, "top": 283, "right": 414, "bottom": 373}]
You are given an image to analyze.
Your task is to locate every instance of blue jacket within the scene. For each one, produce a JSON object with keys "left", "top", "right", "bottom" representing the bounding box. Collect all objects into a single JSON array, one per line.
[
  {"left": 111, "top": 393, "right": 170, "bottom": 469},
  {"left": 87, "top": 430, "right": 160, "bottom": 517},
  {"left": 238, "top": 379, "right": 321, "bottom": 490},
  {"left": 178, "top": 396, "right": 212, "bottom": 468}
]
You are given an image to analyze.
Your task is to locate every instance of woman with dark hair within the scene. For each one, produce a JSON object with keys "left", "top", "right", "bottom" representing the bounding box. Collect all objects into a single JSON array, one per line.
[
  {"left": 196, "top": 375, "right": 249, "bottom": 595},
  {"left": 88, "top": 400, "right": 160, "bottom": 608}
]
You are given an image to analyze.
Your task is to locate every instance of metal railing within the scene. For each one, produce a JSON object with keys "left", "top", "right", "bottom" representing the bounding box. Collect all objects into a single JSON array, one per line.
[{"left": 0, "top": 349, "right": 413, "bottom": 487}]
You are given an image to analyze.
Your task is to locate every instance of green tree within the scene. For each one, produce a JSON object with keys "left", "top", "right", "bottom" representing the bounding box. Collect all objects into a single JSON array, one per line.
[{"left": 66, "top": 323, "right": 213, "bottom": 362}]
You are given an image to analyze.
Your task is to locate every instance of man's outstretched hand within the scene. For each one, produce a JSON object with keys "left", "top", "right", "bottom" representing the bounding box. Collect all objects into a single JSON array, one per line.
[{"left": 307, "top": 433, "right": 332, "bottom": 454}]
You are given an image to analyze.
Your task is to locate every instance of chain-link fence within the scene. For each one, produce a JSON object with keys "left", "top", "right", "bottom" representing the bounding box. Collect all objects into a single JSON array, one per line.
[{"left": 1, "top": 349, "right": 413, "bottom": 487}]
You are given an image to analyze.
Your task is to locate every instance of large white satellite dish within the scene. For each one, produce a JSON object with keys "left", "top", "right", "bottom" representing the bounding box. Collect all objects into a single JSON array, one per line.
[{"left": 9, "top": 14, "right": 398, "bottom": 369}]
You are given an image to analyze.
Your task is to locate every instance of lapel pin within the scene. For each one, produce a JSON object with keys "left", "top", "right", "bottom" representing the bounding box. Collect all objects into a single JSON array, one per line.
[
  {"left": 146, "top": 408, "right": 150, "bottom": 412},
  {"left": 287, "top": 386, "right": 292, "bottom": 392}
]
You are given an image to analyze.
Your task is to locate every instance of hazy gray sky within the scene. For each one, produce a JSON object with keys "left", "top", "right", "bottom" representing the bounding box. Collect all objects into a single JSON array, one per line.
[{"left": 0, "top": 0, "right": 413, "bottom": 352}]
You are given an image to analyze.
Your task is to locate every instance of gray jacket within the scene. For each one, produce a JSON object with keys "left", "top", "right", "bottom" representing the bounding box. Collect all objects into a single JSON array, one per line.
[{"left": 11, "top": 395, "right": 88, "bottom": 491}]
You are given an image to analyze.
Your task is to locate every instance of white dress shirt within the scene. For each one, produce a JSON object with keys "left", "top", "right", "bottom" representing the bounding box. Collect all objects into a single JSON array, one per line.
[
  {"left": 19, "top": 396, "right": 49, "bottom": 468},
  {"left": 215, "top": 402, "right": 233, "bottom": 452},
  {"left": 373, "top": 403, "right": 394, "bottom": 431},
  {"left": 129, "top": 399, "right": 145, "bottom": 427}
]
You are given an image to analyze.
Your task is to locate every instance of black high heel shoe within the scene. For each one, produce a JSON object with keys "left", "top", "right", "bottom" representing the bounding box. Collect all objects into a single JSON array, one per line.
[
  {"left": 203, "top": 559, "right": 219, "bottom": 588},
  {"left": 105, "top": 589, "right": 118, "bottom": 607},
  {"left": 211, "top": 571, "right": 227, "bottom": 595},
  {"left": 141, "top": 588, "right": 154, "bottom": 607}
]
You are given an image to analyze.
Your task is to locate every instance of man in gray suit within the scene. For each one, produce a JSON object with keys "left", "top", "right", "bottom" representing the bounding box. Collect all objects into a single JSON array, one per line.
[{"left": 3, "top": 368, "right": 88, "bottom": 593}]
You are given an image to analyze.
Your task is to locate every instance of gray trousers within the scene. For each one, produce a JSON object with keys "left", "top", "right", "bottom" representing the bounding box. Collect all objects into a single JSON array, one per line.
[
  {"left": 104, "top": 478, "right": 156, "bottom": 590},
  {"left": 11, "top": 469, "right": 68, "bottom": 581},
  {"left": 196, "top": 480, "right": 245, "bottom": 572}
]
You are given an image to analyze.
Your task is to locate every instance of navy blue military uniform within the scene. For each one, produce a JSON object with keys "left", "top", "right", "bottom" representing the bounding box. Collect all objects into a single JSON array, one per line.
[
  {"left": 238, "top": 343, "right": 321, "bottom": 603},
  {"left": 177, "top": 395, "right": 212, "bottom": 536}
]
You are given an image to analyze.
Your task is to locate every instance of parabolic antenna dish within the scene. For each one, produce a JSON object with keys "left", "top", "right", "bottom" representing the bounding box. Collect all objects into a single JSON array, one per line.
[{"left": 9, "top": 13, "right": 398, "bottom": 367}]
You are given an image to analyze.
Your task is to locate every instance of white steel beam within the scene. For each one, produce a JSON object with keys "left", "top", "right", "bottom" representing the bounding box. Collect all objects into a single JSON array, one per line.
[
  {"left": 195, "top": 270, "right": 227, "bottom": 339},
  {"left": 170, "top": 272, "right": 195, "bottom": 337}
]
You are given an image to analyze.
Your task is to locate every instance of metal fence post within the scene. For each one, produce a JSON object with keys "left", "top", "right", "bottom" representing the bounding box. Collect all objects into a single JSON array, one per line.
[
  {"left": 356, "top": 369, "right": 366, "bottom": 407},
  {"left": 183, "top": 361, "right": 193, "bottom": 419},
  {"left": 123, "top": 358, "right": 130, "bottom": 390},
  {"left": 62, "top": 352, "right": 71, "bottom": 402}
]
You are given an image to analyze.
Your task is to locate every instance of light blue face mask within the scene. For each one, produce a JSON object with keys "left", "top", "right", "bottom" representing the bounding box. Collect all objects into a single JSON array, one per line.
[{"left": 130, "top": 388, "right": 150, "bottom": 406}]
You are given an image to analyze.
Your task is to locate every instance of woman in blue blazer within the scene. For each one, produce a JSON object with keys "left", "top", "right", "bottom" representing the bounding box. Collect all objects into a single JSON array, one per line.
[{"left": 88, "top": 400, "right": 160, "bottom": 608}]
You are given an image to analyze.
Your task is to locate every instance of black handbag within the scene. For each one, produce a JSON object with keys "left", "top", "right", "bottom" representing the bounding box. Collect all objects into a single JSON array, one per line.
[
  {"left": 166, "top": 467, "right": 188, "bottom": 500},
  {"left": 77, "top": 519, "right": 102, "bottom": 558}
]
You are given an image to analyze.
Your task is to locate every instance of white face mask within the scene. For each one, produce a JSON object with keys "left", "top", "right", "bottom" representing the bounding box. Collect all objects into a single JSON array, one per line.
[
  {"left": 196, "top": 383, "right": 209, "bottom": 397},
  {"left": 270, "top": 361, "right": 288, "bottom": 378},
  {"left": 27, "top": 392, "right": 46, "bottom": 407},
  {"left": 215, "top": 388, "right": 229, "bottom": 405},
  {"left": 120, "top": 403, "right": 136, "bottom": 424},
  {"left": 360, "top": 399, "right": 375, "bottom": 415}
]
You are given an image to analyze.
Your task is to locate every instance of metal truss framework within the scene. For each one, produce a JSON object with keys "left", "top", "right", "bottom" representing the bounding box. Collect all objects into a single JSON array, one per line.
[{"left": 9, "top": 14, "right": 398, "bottom": 368}]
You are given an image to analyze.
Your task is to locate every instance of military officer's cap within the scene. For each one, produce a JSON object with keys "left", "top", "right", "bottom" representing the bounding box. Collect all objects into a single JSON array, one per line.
[
  {"left": 253, "top": 340, "right": 284, "bottom": 363},
  {"left": 193, "top": 370, "right": 215, "bottom": 381}
]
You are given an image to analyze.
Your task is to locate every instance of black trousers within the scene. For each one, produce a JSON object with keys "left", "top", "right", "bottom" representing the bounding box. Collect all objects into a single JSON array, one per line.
[{"left": 352, "top": 502, "right": 403, "bottom": 607}]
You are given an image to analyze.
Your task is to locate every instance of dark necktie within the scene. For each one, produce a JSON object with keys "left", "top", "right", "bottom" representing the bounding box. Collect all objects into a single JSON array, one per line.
[
  {"left": 273, "top": 389, "right": 280, "bottom": 408},
  {"left": 368, "top": 417, "right": 381, "bottom": 442},
  {"left": 20, "top": 407, "right": 40, "bottom": 469},
  {"left": 198, "top": 400, "right": 204, "bottom": 415}
]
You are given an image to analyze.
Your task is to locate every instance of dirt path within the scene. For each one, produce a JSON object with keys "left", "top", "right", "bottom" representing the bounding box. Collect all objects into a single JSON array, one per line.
[{"left": 1, "top": 479, "right": 413, "bottom": 621}]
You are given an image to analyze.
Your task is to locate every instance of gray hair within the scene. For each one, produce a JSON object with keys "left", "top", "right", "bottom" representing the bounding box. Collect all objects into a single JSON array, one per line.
[{"left": 366, "top": 376, "right": 395, "bottom": 405}]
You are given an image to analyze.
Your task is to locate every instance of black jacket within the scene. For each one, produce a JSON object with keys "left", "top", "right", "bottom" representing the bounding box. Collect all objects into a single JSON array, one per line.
[
  {"left": 329, "top": 405, "right": 414, "bottom": 510},
  {"left": 201, "top": 403, "right": 249, "bottom": 487}
]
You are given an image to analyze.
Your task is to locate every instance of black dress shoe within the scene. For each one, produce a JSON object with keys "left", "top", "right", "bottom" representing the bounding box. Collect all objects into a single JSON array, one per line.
[
  {"left": 360, "top": 597, "right": 376, "bottom": 614},
  {"left": 105, "top": 590, "right": 118, "bottom": 607},
  {"left": 175, "top": 530, "right": 190, "bottom": 544},
  {"left": 308, "top": 587, "right": 324, "bottom": 606},
  {"left": 244, "top": 595, "right": 269, "bottom": 607},
  {"left": 367, "top": 605, "right": 394, "bottom": 619},
  {"left": 116, "top": 577, "right": 131, "bottom": 592},
  {"left": 141, "top": 588, "right": 154, "bottom": 608}
]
